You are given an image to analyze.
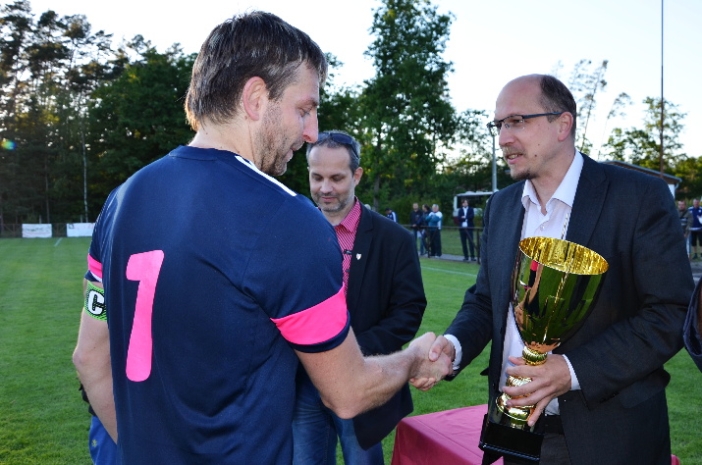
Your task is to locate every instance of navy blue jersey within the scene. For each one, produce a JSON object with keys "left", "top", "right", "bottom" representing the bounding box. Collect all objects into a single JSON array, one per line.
[{"left": 88, "top": 146, "right": 350, "bottom": 464}]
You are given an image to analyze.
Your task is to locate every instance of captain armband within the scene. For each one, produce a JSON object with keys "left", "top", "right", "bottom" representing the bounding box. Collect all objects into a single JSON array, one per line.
[{"left": 83, "top": 281, "right": 107, "bottom": 321}]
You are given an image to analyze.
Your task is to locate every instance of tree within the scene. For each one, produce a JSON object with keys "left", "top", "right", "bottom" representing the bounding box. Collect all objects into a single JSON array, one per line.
[
  {"left": 565, "top": 59, "right": 609, "bottom": 154},
  {"left": 360, "top": 0, "right": 457, "bottom": 209},
  {"left": 601, "top": 97, "right": 686, "bottom": 172},
  {"left": 87, "top": 39, "right": 195, "bottom": 210},
  {"left": 440, "top": 109, "right": 509, "bottom": 193},
  {"left": 0, "top": 2, "right": 120, "bottom": 223}
]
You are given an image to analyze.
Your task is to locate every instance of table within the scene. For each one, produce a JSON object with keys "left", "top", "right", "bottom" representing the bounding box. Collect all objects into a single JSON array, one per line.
[
  {"left": 392, "top": 405, "right": 680, "bottom": 465},
  {"left": 391, "top": 404, "right": 502, "bottom": 465}
]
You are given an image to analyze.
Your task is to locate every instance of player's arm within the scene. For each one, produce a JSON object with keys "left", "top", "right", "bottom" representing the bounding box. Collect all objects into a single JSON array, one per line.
[
  {"left": 72, "top": 279, "right": 117, "bottom": 442},
  {"left": 296, "top": 328, "right": 450, "bottom": 420}
]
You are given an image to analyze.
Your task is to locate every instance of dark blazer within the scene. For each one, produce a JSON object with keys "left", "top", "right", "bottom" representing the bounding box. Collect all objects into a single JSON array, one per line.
[
  {"left": 684, "top": 277, "right": 702, "bottom": 371},
  {"left": 447, "top": 155, "right": 693, "bottom": 465},
  {"left": 350, "top": 206, "right": 427, "bottom": 449},
  {"left": 456, "top": 205, "right": 474, "bottom": 229}
]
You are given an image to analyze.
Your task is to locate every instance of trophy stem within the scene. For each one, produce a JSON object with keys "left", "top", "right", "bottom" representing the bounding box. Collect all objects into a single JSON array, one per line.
[
  {"left": 495, "top": 347, "right": 548, "bottom": 426},
  {"left": 523, "top": 346, "right": 548, "bottom": 366}
]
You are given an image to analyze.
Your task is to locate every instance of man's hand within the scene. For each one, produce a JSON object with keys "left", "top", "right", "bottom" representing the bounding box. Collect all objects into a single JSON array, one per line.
[
  {"left": 502, "top": 354, "right": 571, "bottom": 427},
  {"left": 409, "top": 334, "right": 454, "bottom": 391}
]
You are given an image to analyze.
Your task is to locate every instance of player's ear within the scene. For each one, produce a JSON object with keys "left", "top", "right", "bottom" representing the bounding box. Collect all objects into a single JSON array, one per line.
[{"left": 242, "top": 76, "right": 268, "bottom": 121}]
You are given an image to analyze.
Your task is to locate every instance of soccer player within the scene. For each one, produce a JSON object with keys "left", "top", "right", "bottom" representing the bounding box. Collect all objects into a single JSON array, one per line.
[{"left": 72, "top": 12, "right": 450, "bottom": 464}]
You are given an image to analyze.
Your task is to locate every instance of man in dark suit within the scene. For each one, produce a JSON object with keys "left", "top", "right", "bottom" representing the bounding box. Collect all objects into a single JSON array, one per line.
[
  {"left": 415, "top": 75, "right": 692, "bottom": 464},
  {"left": 457, "top": 198, "right": 476, "bottom": 261},
  {"left": 294, "top": 130, "right": 426, "bottom": 465}
]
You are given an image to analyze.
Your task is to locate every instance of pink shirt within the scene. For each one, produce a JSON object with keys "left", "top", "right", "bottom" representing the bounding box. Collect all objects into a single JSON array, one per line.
[{"left": 333, "top": 199, "right": 362, "bottom": 293}]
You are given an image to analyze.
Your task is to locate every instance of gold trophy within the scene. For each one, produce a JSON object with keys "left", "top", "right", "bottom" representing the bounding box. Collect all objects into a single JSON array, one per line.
[{"left": 480, "top": 236, "right": 608, "bottom": 463}]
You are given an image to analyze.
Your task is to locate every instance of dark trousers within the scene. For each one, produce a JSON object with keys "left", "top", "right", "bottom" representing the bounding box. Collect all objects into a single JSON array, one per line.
[
  {"left": 502, "top": 432, "right": 571, "bottom": 465},
  {"left": 460, "top": 228, "right": 475, "bottom": 259},
  {"left": 428, "top": 228, "right": 441, "bottom": 257}
]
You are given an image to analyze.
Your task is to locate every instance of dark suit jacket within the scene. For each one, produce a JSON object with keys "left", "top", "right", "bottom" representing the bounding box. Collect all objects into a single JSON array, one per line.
[
  {"left": 456, "top": 205, "right": 474, "bottom": 229},
  {"left": 350, "top": 206, "right": 427, "bottom": 449},
  {"left": 447, "top": 155, "right": 693, "bottom": 465},
  {"left": 684, "top": 277, "right": 702, "bottom": 371}
]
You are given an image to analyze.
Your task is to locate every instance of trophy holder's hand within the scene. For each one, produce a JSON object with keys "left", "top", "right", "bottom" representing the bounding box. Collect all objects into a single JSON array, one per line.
[
  {"left": 496, "top": 346, "right": 548, "bottom": 426},
  {"left": 409, "top": 334, "right": 453, "bottom": 391}
]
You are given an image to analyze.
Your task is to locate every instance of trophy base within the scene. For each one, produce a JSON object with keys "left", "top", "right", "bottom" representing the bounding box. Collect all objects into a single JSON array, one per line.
[{"left": 479, "top": 410, "right": 543, "bottom": 463}]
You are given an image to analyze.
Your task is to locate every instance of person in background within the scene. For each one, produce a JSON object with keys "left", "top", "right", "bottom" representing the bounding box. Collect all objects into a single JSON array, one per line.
[
  {"left": 426, "top": 204, "right": 442, "bottom": 258},
  {"left": 296, "top": 130, "right": 426, "bottom": 465},
  {"left": 409, "top": 203, "right": 424, "bottom": 254},
  {"left": 678, "top": 200, "right": 692, "bottom": 259},
  {"left": 72, "top": 12, "right": 449, "bottom": 464},
  {"left": 384, "top": 208, "right": 397, "bottom": 222},
  {"left": 688, "top": 198, "right": 702, "bottom": 260},
  {"left": 416, "top": 74, "right": 692, "bottom": 465},
  {"left": 457, "top": 198, "right": 476, "bottom": 262}
]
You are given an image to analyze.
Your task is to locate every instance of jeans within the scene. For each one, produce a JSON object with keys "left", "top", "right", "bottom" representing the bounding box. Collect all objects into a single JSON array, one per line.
[
  {"left": 416, "top": 230, "right": 427, "bottom": 255},
  {"left": 293, "top": 373, "right": 384, "bottom": 465},
  {"left": 89, "top": 415, "right": 119, "bottom": 465}
]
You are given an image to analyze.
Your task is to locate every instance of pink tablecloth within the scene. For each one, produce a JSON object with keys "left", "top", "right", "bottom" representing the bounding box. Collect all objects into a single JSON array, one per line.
[{"left": 391, "top": 404, "right": 503, "bottom": 465}]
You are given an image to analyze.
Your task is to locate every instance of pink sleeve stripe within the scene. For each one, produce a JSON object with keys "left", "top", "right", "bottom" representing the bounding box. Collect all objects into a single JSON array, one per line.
[
  {"left": 271, "top": 286, "right": 348, "bottom": 345},
  {"left": 87, "top": 254, "right": 103, "bottom": 281}
]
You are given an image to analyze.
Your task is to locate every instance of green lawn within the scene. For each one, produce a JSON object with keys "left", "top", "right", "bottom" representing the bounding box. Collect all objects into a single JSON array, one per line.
[{"left": 0, "top": 238, "right": 700, "bottom": 464}]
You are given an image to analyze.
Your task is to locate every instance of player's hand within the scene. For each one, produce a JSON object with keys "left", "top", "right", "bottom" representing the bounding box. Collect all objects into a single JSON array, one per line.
[{"left": 409, "top": 333, "right": 453, "bottom": 391}]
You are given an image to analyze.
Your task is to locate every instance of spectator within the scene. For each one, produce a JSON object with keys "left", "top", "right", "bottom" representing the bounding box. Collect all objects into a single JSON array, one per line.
[
  {"left": 384, "top": 208, "right": 397, "bottom": 222},
  {"left": 410, "top": 203, "right": 424, "bottom": 253},
  {"left": 420, "top": 204, "right": 431, "bottom": 256},
  {"left": 678, "top": 200, "right": 692, "bottom": 259},
  {"left": 689, "top": 198, "right": 702, "bottom": 260},
  {"left": 297, "top": 130, "right": 426, "bottom": 465},
  {"left": 457, "top": 199, "right": 476, "bottom": 261},
  {"left": 426, "top": 204, "right": 442, "bottom": 258}
]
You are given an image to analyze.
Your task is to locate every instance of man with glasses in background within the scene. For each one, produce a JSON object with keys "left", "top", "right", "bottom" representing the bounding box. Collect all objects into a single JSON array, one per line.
[
  {"left": 295, "top": 130, "right": 426, "bottom": 465},
  {"left": 416, "top": 74, "right": 692, "bottom": 465}
]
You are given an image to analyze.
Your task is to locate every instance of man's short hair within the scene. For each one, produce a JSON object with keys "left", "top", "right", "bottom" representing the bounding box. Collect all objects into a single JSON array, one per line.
[
  {"left": 306, "top": 130, "right": 361, "bottom": 172},
  {"left": 538, "top": 75, "right": 577, "bottom": 139},
  {"left": 185, "top": 11, "right": 328, "bottom": 131}
]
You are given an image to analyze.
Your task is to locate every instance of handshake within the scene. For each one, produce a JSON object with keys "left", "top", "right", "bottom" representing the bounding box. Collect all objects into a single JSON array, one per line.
[{"left": 406, "top": 333, "right": 455, "bottom": 392}]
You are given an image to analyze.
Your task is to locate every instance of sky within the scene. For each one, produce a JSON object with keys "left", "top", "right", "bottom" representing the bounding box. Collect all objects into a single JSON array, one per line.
[{"left": 26, "top": 0, "right": 702, "bottom": 158}]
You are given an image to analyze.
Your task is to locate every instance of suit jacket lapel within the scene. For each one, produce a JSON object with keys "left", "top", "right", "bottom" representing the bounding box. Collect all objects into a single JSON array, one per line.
[
  {"left": 346, "top": 206, "right": 373, "bottom": 313},
  {"left": 566, "top": 155, "right": 608, "bottom": 247},
  {"left": 488, "top": 186, "right": 526, "bottom": 337}
]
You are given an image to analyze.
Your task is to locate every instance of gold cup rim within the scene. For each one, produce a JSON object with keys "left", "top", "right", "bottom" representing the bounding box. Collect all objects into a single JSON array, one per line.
[{"left": 519, "top": 236, "right": 609, "bottom": 276}]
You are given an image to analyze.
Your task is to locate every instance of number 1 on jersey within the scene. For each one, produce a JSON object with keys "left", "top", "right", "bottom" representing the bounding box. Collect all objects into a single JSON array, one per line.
[{"left": 125, "top": 250, "right": 165, "bottom": 382}]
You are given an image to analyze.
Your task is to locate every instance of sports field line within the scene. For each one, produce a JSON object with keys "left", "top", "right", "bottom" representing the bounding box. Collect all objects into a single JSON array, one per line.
[{"left": 421, "top": 266, "right": 477, "bottom": 278}]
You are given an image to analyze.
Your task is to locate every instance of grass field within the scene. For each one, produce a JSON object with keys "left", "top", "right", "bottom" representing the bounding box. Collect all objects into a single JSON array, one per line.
[{"left": 0, "top": 237, "right": 700, "bottom": 464}]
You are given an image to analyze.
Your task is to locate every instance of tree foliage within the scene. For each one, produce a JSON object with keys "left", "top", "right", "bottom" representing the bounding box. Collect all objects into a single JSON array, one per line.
[
  {"left": 1, "top": 1, "right": 698, "bottom": 227},
  {"left": 359, "top": 0, "right": 457, "bottom": 210},
  {"left": 601, "top": 97, "right": 686, "bottom": 171}
]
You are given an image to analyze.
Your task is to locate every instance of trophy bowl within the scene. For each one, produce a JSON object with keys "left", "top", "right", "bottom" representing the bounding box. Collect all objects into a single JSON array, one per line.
[{"left": 480, "top": 236, "right": 608, "bottom": 463}]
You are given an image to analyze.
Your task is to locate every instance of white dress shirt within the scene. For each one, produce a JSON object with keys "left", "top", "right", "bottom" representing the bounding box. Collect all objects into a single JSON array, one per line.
[{"left": 447, "top": 152, "right": 584, "bottom": 415}]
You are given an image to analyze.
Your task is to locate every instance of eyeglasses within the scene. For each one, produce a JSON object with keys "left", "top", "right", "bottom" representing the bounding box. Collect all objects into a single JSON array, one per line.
[{"left": 486, "top": 112, "right": 564, "bottom": 137}]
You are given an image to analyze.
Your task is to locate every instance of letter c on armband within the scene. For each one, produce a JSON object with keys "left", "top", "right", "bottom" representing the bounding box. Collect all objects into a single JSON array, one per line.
[{"left": 84, "top": 281, "right": 107, "bottom": 321}]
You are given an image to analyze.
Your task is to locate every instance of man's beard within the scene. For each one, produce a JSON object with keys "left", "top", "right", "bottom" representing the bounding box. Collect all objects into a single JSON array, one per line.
[
  {"left": 255, "top": 104, "right": 300, "bottom": 176},
  {"left": 316, "top": 194, "right": 351, "bottom": 214},
  {"left": 509, "top": 166, "right": 534, "bottom": 181}
]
